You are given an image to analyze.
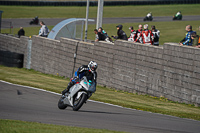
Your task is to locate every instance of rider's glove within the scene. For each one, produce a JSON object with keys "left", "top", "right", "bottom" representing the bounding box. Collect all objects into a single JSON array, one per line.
[{"left": 75, "top": 78, "right": 80, "bottom": 83}]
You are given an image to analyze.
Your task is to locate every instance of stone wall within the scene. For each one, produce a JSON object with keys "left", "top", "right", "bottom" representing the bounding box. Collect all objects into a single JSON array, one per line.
[{"left": 0, "top": 34, "right": 199, "bottom": 106}]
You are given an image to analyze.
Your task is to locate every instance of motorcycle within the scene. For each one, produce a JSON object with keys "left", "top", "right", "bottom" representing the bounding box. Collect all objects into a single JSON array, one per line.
[
  {"left": 143, "top": 16, "right": 153, "bottom": 21},
  {"left": 58, "top": 76, "right": 96, "bottom": 111},
  {"left": 29, "top": 17, "right": 39, "bottom": 25},
  {"left": 172, "top": 15, "right": 182, "bottom": 20}
]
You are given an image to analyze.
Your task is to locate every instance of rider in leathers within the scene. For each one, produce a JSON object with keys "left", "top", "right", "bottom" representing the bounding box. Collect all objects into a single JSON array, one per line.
[{"left": 62, "top": 61, "right": 98, "bottom": 95}]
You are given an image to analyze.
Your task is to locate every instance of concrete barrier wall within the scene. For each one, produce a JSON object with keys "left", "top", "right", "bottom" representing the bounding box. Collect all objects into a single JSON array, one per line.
[
  {"left": 162, "top": 43, "right": 200, "bottom": 105},
  {"left": 0, "top": 34, "right": 29, "bottom": 67},
  {"left": 0, "top": 34, "right": 199, "bottom": 106}
]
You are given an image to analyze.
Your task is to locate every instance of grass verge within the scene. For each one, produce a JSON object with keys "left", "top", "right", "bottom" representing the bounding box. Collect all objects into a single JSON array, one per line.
[
  {"left": 0, "top": 119, "right": 125, "bottom": 133},
  {"left": 1, "top": 4, "right": 200, "bottom": 18},
  {"left": 2, "top": 20, "right": 200, "bottom": 45},
  {"left": 0, "top": 65, "right": 200, "bottom": 121}
]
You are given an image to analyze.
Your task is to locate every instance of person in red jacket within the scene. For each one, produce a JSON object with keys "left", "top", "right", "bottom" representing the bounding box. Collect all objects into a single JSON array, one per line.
[{"left": 136, "top": 24, "right": 154, "bottom": 45}]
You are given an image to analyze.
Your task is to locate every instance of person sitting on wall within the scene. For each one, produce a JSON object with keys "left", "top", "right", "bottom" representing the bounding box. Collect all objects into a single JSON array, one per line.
[
  {"left": 18, "top": 27, "right": 25, "bottom": 38},
  {"left": 98, "top": 27, "right": 113, "bottom": 42},
  {"left": 94, "top": 29, "right": 106, "bottom": 42}
]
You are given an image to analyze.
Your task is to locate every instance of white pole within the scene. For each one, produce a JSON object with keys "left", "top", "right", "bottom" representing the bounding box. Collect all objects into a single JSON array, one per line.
[
  {"left": 96, "top": 0, "right": 104, "bottom": 29},
  {"left": 84, "top": 0, "right": 89, "bottom": 42}
]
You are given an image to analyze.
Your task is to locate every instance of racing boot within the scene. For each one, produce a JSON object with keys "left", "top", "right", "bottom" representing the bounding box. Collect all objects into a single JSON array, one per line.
[{"left": 62, "top": 82, "right": 74, "bottom": 95}]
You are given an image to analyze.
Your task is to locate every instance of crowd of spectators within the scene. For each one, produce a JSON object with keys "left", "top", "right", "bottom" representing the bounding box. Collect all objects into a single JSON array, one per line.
[
  {"left": 95, "top": 24, "right": 160, "bottom": 46},
  {"left": 95, "top": 24, "right": 199, "bottom": 48}
]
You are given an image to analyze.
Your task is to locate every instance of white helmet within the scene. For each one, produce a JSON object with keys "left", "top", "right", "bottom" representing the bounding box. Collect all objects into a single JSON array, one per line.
[{"left": 88, "top": 61, "right": 98, "bottom": 72}]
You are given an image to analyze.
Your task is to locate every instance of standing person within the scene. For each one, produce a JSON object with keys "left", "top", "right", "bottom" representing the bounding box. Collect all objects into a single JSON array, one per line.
[
  {"left": 18, "top": 27, "right": 25, "bottom": 38},
  {"left": 112, "top": 25, "right": 128, "bottom": 40},
  {"left": 136, "top": 24, "right": 154, "bottom": 45},
  {"left": 135, "top": 24, "right": 143, "bottom": 43},
  {"left": 128, "top": 26, "right": 136, "bottom": 42},
  {"left": 179, "top": 25, "right": 195, "bottom": 46},
  {"left": 151, "top": 25, "right": 160, "bottom": 46},
  {"left": 38, "top": 21, "right": 49, "bottom": 37}
]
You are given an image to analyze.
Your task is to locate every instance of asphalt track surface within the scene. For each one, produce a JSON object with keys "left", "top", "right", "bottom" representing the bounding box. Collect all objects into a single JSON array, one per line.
[
  {"left": 2, "top": 15, "right": 200, "bottom": 29},
  {"left": 0, "top": 81, "right": 200, "bottom": 133}
]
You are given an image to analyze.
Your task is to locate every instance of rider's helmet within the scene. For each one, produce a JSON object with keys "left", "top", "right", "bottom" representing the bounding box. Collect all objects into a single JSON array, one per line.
[{"left": 88, "top": 61, "right": 98, "bottom": 72}]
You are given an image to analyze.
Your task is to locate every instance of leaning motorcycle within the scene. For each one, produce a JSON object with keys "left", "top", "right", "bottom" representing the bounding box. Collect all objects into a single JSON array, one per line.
[{"left": 58, "top": 76, "right": 96, "bottom": 111}]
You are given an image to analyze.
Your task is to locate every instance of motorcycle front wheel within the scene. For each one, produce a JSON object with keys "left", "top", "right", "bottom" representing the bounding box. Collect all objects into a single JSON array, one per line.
[
  {"left": 58, "top": 97, "right": 67, "bottom": 109},
  {"left": 73, "top": 93, "right": 87, "bottom": 111}
]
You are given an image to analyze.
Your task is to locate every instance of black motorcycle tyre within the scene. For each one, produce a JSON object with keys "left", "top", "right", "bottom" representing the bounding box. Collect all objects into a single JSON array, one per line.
[
  {"left": 58, "top": 97, "right": 68, "bottom": 109},
  {"left": 73, "top": 93, "right": 87, "bottom": 111}
]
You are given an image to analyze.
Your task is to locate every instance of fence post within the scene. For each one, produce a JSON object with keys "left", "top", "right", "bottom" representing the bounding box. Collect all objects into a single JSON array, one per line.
[
  {"left": 26, "top": 38, "right": 32, "bottom": 69},
  {"left": 0, "top": 10, "right": 3, "bottom": 33}
]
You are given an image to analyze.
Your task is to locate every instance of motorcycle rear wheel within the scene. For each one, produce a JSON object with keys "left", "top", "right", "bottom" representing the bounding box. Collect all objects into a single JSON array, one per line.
[
  {"left": 58, "top": 97, "right": 67, "bottom": 109},
  {"left": 73, "top": 93, "right": 87, "bottom": 111}
]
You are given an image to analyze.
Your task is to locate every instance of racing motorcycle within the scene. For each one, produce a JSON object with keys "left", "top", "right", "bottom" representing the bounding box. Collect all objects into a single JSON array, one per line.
[
  {"left": 58, "top": 76, "right": 96, "bottom": 111},
  {"left": 143, "top": 16, "right": 153, "bottom": 21}
]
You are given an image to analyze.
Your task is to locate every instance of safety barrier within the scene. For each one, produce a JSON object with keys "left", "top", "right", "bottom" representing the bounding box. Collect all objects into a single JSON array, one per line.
[{"left": 0, "top": 0, "right": 200, "bottom": 6}]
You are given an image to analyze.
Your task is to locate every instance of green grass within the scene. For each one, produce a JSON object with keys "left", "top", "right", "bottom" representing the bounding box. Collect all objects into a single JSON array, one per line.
[
  {"left": 0, "top": 119, "right": 125, "bottom": 133},
  {"left": 0, "top": 65, "right": 200, "bottom": 121},
  {"left": 2, "top": 20, "right": 200, "bottom": 45},
  {"left": 1, "top": 4, "right": 200, "bottom": 19}
]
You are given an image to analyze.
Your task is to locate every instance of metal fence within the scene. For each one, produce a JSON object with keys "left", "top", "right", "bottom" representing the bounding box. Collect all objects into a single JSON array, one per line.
[
  {"left": 0, "top": 0, "right": 200, "bottom": 6},
  {"left": 1, "top": 21, "right": 13, "bottom": 35}
]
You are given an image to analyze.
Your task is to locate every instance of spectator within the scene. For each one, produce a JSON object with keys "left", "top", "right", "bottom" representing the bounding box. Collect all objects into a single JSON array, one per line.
[
  {"left": 98, "top": 27, "right": 108, "bottom": 37},
  {"left": 180, "top": 25, "right": 195, "bottom": 46},
  {"left": 136, "top": 24, "right": 154, "bottom": 45},
  {"left": 135, "top": 24, "right": 143, "bottom": 43},
  {"left": 18, "top": 27, "right": 25, "bottom": 38},
  {"left": 128, "top": 26, "right": 136, "bottom": 42},
  {"left": 94, "top": 29, "right": 106, "bottom": 42},
  {"left": 38, "top": 21, "right": 49, "bottom": 37},
  {"left": 112, "top": 25, "right": 128, "bottom": 40},
  {"left": 98, "top": 27, "right": 113, "bottom": 42},
  {"left": 191, "top": 32, "right": 200, "bottom": 48},
  {"left": 151, "top": 25, "right": 160, "bottom": 46}
]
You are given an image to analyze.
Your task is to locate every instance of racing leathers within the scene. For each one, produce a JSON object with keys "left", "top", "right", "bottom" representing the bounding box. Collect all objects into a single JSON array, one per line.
[
  {"left": 128, "top": 30, "right": 137, "bottom": 42},
  {"left": 152, "top": 29, "right": 160, "bottom": 46},
  {"left": 135, "top": 29, "right": 143, "bottom": 43},
  {"left": 137, "top": 29, "right": 154, "bottom": 45},
  {"left": 181, "top": 31, "right": 195, "bottom": 46},
  {"left": 62, "top": 65, "right": 97, "bottom": 95}
]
